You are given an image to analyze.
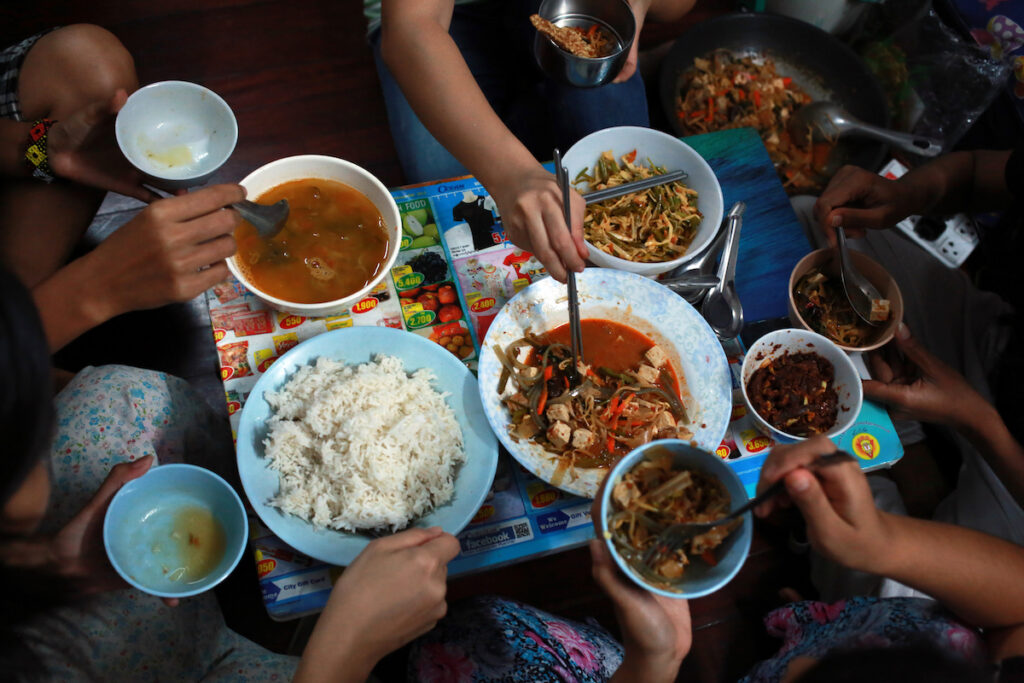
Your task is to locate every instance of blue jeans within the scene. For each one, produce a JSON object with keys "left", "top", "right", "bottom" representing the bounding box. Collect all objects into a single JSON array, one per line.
[{"left": 370, "top": 0, "right": 650, "bottom": 183}]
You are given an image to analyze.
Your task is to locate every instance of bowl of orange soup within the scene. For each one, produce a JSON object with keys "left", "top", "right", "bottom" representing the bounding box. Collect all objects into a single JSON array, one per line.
[{"left": 227, "top": 155, "right": 402, "bottom": 317}]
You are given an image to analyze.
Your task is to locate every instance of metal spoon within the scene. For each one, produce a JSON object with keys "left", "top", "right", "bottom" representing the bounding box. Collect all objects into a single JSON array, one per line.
[
  {"left": 836, "top": 226, "right": 883, "bottom": 326},
  {"left": 663, "top": 217, "right": 729, "bottom": 306},
  {"left": 702, "top": 202, "right": 745, "bottom": 340},
  {"left": 659, "top": 273, "right": 719, "bottom": 294},
  {"left": 233, "top": 199, "right": 290, "bottom": 238},
  {"left": 790, "top": 101, "right": 942, "bottom": 158}
]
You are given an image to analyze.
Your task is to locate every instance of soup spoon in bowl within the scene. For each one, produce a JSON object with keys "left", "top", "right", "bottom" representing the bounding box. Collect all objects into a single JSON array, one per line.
[{"left": 232, "top": 199, "right": 290, "bottom": 239}]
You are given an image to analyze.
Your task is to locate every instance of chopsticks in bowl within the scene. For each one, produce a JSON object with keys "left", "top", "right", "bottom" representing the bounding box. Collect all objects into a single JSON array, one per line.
[{"left": 582, "top": 169, "right": 688, "bottom": 205}]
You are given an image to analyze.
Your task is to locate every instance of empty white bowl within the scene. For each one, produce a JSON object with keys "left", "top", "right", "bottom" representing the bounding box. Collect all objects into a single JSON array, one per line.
[
  {"left": 116, "top": 81, "right": 238, "bottom": 189},
  {"left": 226, "top": 154, "right": 402, "bottom": 317},
  {"left": 103, "top": 464, "right": 247, "bottom": 598},
  {"left": 563, "top": 126, "right": 724, "bottom": 278},
  {"left": 740, "top": 328, "right": 863, "bottom": 443}
]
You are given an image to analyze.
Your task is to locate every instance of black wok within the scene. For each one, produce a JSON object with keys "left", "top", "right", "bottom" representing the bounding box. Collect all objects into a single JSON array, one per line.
[{"left": 658, "top": 12, "right": 890, "bottom": 180}]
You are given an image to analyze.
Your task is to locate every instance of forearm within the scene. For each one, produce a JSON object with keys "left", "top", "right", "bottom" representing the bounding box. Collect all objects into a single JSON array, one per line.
[
  {"left": 32, "top": 253, "right": 117, "bottom": 352},
  {"left": 294, "top": 623, "right": 378, "bottom": 683},
  {"left": 871, "top": 512, "right": 1024, "bottom": 629},
  {"left": 959, "top": 405, "right": 1024, "bottom": 509},
  {"left": 900, "top": 150, "right": 1012, "bottom": 216},
  {"left": 0, "top": 119, "right": 35, "bottom": 178},
  {"left": 380, "top": 7, "right": 540, "bottom": 187}
]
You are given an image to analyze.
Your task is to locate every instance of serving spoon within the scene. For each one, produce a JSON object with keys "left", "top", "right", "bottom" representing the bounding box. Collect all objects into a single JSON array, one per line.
[
  {"left": 836, "top": 226, "right": 883, "bottom": 326},
  {"left": 702, "top": 202, "right": 745, "bottom": 340},
  {"left": 790, "top": 101, "right": 943, "bottom": 158},
  {"left": 233, "top": 199, "right": 290, "bottom": 238}
]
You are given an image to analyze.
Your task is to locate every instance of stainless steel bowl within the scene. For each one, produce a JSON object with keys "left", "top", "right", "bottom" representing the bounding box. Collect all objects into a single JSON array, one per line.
[{"left": 533, "top": 0, "right": 635, "bottom": 88}]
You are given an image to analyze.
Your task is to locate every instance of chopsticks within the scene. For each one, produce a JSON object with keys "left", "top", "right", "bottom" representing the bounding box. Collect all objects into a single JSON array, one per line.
[
  {"left": 553, "top": 148, "right": 584, "bottom": 388},
  {"left": 582, "top": 169, "right": 688, "bottom": 205}
]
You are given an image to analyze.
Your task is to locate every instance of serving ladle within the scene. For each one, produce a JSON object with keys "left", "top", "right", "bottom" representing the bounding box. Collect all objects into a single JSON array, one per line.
[
  {"left": 702, "top": 202, "right": 745, "bottom": 340},
  {"left": 790, "top": 101, "right": 943, "bottom": 158},
  {"left": 836, "top": 226, "right": 883, "bottom": 327},
  {"left": 233, "top": 199, "right": 290, "bottom": 238}
]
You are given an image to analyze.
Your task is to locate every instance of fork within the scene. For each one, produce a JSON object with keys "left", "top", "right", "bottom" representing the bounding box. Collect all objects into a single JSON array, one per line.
[{"left": 641, "top": 451, "right": 854, "bottom": 568}]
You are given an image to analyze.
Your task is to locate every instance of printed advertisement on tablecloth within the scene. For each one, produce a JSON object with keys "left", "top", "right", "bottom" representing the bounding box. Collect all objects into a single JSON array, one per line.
[{"left": 209, "top": 175, "right": 902, "bottom": 621}]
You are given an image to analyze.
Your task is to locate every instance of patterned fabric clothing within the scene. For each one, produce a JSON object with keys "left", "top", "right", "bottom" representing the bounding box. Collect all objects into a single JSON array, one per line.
[
  {"left": 19, "top": 365, "right": 299, "bottom": 682},
  {"left": 409, "top": 596, "right": 624, "bottom": 682},
  {"left": 0, "top": 29, "right": 56, "bottom": 120},
  {"left": 740, "top": 597, "right": 987, "bottom": 683}
]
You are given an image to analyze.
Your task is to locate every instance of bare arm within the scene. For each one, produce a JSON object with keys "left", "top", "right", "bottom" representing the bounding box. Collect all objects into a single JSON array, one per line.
[
  {"left": 864, "top": 324, "right": 1024, "bottom": 508},
  {"left": 379, "top": 0, "right": 589, "bottom": 281},
  {"left": 32, "top": 185, "right": 243, "bottom": 351},
  {"left": 758, "top": 438, "right": 1024, "bottom": 657},
  {"left": 814, "top": 150, "right": 1013, "bottom": 243}
]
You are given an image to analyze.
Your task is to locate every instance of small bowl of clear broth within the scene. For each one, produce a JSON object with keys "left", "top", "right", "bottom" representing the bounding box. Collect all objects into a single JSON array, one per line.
[
  {"left": 103, "top": 463, "right": 247, "bottom": 598},
  {"left": 227, "top": 154, "right": 402, "bottom": 317}
]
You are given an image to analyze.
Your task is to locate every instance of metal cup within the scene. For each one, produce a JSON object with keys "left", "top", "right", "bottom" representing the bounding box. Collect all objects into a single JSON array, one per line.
[{"left": 533, "top": 0, "right": 636, "bottom": 88}]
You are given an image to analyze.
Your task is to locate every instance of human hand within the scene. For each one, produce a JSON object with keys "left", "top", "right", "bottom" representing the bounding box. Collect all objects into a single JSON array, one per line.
[
  {"left": 299, "top": 527, "right": 459, "bottom": 679},
  {"left": 489, "top": 164, "right": 588, "bottom": 282},
  {"left": 0, "top": 455, "right": 180, "bottom": 607},
  {"left": 755, "top": 437, "right": 891, "bottom": 573},
  {"left": 590, "top": 488, "right": 690, "bottom": 682},
  {"left": 80, "top": 184, "right": 243, "bottom": 322},
  {"left": 813, "top": 165, "right": 928, "bottom": 246},
  {"left": 612, "top": 0, "right": 652, "bottom": 84},
  {"left": 47, "top": 89, "right": 160, "bottom": 203},
  {"left": 863, "top": 322, "right": 993, "bottom": 431}
]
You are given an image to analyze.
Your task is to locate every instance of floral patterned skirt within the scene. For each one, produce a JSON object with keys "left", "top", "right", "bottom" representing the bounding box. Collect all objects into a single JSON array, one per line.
[
  {"left": 740, "top": 597, "right": 986, "bottom": 683},
  {"left": 409, "top": 596, "right": 624, "bottom": 682}
]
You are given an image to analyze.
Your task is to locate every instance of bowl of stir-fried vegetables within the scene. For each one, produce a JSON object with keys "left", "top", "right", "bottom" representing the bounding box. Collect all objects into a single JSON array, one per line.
[
  {"left": 599, "top": 440, "right": 752, "bottom": 598},
  {"left": 788, "top": 248, "right": 903, "bottom": 352},
  {"left": 564, "top": 126, "right": 724, "bottom": 278}
]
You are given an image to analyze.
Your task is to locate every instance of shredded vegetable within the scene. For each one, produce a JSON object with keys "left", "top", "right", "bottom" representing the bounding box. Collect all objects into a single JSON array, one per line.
[
  {"left": 793, "top": 267, "right": 890, "bottom": 347},
  {"left": 574, "top": 151, "right": 702, "bottom": 263},
  {"left": 609, "top": 453, "right": 739, "bottom": 581},
  {"left": 675, "top": 51, "right": 836, "bottom": 194}
]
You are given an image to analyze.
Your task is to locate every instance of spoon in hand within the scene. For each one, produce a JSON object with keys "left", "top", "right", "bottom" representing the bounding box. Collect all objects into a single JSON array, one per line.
[
  {"left": 836, "top": 226, "right": 883, "bottom": 326},
  {"left": 233, "top": 199, "right": 290, "bottom": 239}
]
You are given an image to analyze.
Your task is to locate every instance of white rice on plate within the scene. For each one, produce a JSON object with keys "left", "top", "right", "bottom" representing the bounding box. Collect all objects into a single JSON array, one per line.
[{"left": 263, "top": 355, "right": 465, "bottom": 531}]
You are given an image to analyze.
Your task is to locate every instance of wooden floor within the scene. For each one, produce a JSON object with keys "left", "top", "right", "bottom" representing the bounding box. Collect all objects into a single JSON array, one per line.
[{"left": 3, "top": 2, "right": 816, "bottom": 680}]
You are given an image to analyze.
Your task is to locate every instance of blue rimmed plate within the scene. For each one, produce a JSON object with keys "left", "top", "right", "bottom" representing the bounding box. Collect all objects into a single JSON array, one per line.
[
  {"left": 478, "top": 268, "right": 731, "bottom": 498},
  {"left": 236, "top": 327, "right": 498, "bottom": 565}
]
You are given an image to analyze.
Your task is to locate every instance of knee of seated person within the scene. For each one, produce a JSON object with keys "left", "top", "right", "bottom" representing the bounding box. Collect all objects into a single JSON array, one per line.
[{"left": 20, "top": 24, "right": 138, "bottom": 119}]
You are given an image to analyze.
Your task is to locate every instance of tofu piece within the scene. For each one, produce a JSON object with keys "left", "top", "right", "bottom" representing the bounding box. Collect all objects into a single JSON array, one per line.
[
  {"left": 653, "top": 411, "right": 676, "bottom": 432},
  {"left": 635, "top": 363, "right": 659, "bottom": 384},
  {"left": 571, "top": 428, "right": 596, "bottom": 450},
  {"left": 546, "top": 402, "right": 571, "bottom": 423},
  {"left": 644, "top": 344, "right": 668, "bottom": 369},
  {"left": 547, "top": 421, "right": 571, "bottom": 449},
  {"left": 870, "top": 298, "right": 891, "bottom": 323}
]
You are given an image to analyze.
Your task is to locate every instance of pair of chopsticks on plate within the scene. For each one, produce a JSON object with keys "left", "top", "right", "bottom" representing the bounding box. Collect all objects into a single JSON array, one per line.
[{"left": 550, "top": 152, "right": 688, "bottom": 385}]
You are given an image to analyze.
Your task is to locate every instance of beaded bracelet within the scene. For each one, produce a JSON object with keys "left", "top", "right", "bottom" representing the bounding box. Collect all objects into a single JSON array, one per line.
[{"left": 24, "top": 118, "right": 56, "bottom": 183}]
